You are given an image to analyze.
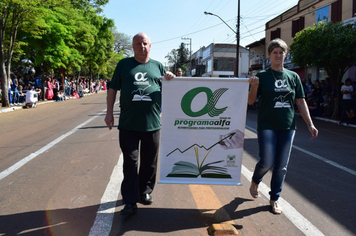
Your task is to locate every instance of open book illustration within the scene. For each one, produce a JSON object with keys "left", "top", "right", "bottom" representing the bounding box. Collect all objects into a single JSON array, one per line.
[{"left": 166, "top": 147, "right": 232, "bottom": 178}]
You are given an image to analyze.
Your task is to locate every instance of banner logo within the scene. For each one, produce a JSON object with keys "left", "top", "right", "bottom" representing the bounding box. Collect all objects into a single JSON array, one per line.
[{"left": 181, "top": 87, "right": 228, "bottom": 117}]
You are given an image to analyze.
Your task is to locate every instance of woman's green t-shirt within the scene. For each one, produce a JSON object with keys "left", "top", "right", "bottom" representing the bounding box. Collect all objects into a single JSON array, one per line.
[{"left": 256, "top": 68, "right": 305, "bottom": 131}]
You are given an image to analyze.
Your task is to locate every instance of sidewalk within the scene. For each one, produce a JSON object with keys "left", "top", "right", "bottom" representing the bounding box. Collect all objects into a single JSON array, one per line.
[
  {"left": 0, "top": 100, "right": 55, "bottom": 114},
  {"left": 0, "top": 91, "right": 104, "bottom": 114}
]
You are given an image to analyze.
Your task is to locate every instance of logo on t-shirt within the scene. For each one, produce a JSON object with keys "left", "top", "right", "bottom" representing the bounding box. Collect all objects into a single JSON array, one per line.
[
  {"left": 273, "top": 79, "right": 291, "bottom": 108},
  {"left": 134, "top": 72, "right": 149, "bottom": 85},
  {"left": 274, "top": 79, "right": 289, "bottom": 92},
  {"left": 273, "top": 91, "right": 291, "bottom": 108},
  {"left": 132, "top": 85, "right": 152, "bottom": 101}
]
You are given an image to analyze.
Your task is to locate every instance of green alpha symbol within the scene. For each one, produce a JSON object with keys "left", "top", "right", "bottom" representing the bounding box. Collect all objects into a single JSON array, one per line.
[{"left": 181, "top": 87, "right": 228, "bottom": 117}]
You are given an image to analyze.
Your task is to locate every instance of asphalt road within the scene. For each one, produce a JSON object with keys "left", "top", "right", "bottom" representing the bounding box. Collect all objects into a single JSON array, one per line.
[{"left": 0, "top": 92, "right": 355, "bottom": 236}]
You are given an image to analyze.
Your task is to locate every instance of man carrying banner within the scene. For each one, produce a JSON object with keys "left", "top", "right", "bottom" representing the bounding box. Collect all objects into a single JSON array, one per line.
[{"left": 105, "top": 32, "right": 174, "bottom": 215}]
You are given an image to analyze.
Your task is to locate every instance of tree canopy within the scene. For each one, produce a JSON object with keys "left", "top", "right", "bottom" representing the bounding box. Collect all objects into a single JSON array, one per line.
[
  {"left": 290, "top": 21, "right": 356, "bottom": 117},
  {"left": 165, "top": 42, "right": 189, "bottom": 74},
  {"left": 0, "top": 0, "right": 127, "bottom": 107}
]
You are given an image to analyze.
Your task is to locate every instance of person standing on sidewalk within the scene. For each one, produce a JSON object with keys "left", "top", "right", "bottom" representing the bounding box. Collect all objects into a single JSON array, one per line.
[
  {"left": 339, "top": 78, "right": 353, "bottom": 126},
  {"left": 248, "top": 38, "right": 318, "bottom": 214},
  {"left": 105, "top": 32, "right": 175, "bottom": 215}
]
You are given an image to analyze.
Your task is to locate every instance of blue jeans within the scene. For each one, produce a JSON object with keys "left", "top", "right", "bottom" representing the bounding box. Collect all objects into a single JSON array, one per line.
[
  {"left": 12, "top": 90, "right": 20, "bottom": 104},
  {"left": 252, "top": 129, "right": 295, "bottom": 201}
]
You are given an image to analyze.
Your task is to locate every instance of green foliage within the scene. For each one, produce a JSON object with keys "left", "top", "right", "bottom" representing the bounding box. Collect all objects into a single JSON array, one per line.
[
  {"left": 0, "top": 0, "right": 122, "bottom": 107},
  {"left": 177, "top": 42, "right": 189, "bottom": 67},
  {"left": 69, "top": 0, "right": 109, "bottom": 13},
  {"left": 165, "top": 49, "right": 179, "bottom": 72},
  {"left": 290, "top": 22, "right": 356, "bottom": 71},
  {"left": 290, "top": 21, "right": 356, "bottom": 118},
  {"left": 113, "top": 32, "right": 132, "bottom": 57},
  {"left": 165, "top": 43, "right": 190, "bottom": 74}
]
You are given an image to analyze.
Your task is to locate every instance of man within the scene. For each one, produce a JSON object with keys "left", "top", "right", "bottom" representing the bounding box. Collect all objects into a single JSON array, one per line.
[
  {"left": 105, "top": 32, "right": 175, "bottom": 215},
  {"left": 34, "top": 74, "right": 43, "bottom": 100},
  {"left": 176, "top": 68, "right": 183, "bottom": 77},
  {"left": 26, "top": 86, "right": 41, "bottom": 108}
]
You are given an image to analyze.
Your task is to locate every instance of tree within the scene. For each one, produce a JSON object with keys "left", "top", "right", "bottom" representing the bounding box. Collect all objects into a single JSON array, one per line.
[
  {"left": 177, "top": 42, "right": 189, "bottom": 69},
  {"left": 165, "top": 43, "right": 190, "bottom": 73},
  {"left": 290, "top": 22, "right": 356, "bottom": 118},
  {"left": 0, "top": 0, "right": 65, "bottom": 107},
  {"left": 82, "top": 14, "right": 114, "bottom": 80},
  {"left": 165, "top": 49, "right": 179, "bottom": 72},
  {"left": 69, "top": 0, "right": 109, "bottom": 13},
  {"left": 113, "top": 32, "right": 132, "bottom": 57}
]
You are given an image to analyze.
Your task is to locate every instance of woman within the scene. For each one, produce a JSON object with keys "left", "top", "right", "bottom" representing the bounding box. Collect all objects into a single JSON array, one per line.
[
  {"left": 45, "top": 77, "right": 54, "bottom": 100},
  {"left": 248, "top": 38, "right": 318, "bottom": 214}
]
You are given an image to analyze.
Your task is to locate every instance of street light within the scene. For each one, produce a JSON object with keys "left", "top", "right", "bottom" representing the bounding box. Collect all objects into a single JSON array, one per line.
[
  {"left": 181, "top": 37, "right": 192, "bottom": 76},
  {"left": 204, "top": 1, "right": 240, "bottom": 77}
]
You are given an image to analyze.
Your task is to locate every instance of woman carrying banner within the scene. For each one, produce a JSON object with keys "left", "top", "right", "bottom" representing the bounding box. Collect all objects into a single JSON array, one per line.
[{"left": 247, "top": 38, "right": 318, "bottom": 214}]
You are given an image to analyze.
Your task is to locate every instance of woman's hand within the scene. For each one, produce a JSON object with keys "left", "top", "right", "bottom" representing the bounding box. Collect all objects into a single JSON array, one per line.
[{"left": 248, "top": 75, "right": 259, "bottom": 87}]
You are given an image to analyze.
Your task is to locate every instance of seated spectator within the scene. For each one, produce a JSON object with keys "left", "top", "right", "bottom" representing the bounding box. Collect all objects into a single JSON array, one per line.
[
  {"left": 313, "top": 81, "right": 323, "bottom": 103},
  {"left": 306, "top": 83, "right": 315, "bottom": 105},
  {"left": 338, "top": 108, "right": 355, "bottom": 126},
  {"left": 56, "top": 91, "right": 64, "bottom": 102},
  {"left": 309, "top": 99, "right": 321, "bottom": 117},
  {"left": 25, "top": 86, "right": 41, "bottom": 108},
  {"left": 72, "top": 89, "right": 79, "bottom": 99},
  {"left": 18, "top": 85, "right": 26, "bottom": 104},
  {"left": 352, "top": 81, "right": 356, "bottom": 109},
  {"left": 321, "top": 93, "right": 334, "bottom": 117}
]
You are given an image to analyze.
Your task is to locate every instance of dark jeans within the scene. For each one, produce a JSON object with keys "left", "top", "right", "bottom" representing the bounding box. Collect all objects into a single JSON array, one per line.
[{"left": 119, "top": 129, "right": 160, "bottom": 204}]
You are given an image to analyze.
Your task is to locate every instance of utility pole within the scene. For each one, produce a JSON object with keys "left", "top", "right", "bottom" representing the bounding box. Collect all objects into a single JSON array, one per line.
[
  {"left": 236, "top": 0, "right": 240, "bottom": 77},
  {"left": 204, "top": 0, "right": 240, "bottom": 77},
  {"left": 181, "top": 37, "right": 192, "bottom": 76}
]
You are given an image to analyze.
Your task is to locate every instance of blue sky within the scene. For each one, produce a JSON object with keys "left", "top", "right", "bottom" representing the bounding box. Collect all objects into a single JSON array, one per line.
[{"left": 102, "top": 0, "right": 299, "bottom": 66}]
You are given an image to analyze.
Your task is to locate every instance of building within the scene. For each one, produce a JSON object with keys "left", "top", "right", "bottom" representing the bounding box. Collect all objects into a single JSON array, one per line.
[
  {"left": 190, "top": 43, "right": 249, "bottom": 78},
  {"left": 262, "top": 0, "right": 356, "bottom": 82},
  {"left": 245, "top": 38, "right": 265, "bottom": 75}
]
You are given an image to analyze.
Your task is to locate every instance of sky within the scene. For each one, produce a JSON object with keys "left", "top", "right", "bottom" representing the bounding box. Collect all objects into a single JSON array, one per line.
[{"left": 102, "top": 0, "right": 299, "bottom": 66}]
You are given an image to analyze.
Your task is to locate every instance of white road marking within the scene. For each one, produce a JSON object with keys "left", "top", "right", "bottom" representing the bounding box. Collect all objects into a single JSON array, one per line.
[
  {"left": 243, "top": 127, "right": 327, "bottom": 236},
  {"left": 293, "top": 145, "right": 356, "bottom": 176},
  {"left": 245, "top": 125, "right": 355, "bottom": 176},
  {"left": 88, "top": 154, "right": 123, "bottom": 236},
  {"left": 0, "top": 102, "right": 124, "bottom": 236},
  {"left": 0, "top": 110, "right": 106, "bottom": 181},
  {"left": 241, "top": 165, "right": 325, "bottom": 236}
]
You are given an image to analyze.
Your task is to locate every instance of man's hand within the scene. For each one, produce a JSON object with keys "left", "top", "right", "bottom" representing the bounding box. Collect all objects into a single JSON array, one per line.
[
  {"left": 105, "top": 113, "right": 114, "bottom": 130},
  {"left": 164, "top": 71, "right": 175, "bottom": 80}
]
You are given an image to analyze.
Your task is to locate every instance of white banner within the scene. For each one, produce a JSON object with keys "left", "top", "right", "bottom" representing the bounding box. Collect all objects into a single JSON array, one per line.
[{"left": 159, "top": 77, "right": 249, "bottom": 185}]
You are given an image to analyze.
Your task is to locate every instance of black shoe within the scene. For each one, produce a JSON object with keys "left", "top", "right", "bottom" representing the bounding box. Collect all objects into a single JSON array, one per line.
[
  {"left": 120, "top": 204, "right": 137, "bottom": 215},
  {"left": 140, "top": 193, "right": 153, "bottom": 205}
]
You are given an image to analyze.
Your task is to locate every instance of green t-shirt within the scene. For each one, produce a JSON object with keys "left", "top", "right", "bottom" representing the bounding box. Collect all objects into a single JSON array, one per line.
[
  {"left": 256, "top": 68, "right": 305, "bottom": 131},
  {"left": 110, "top": 57, "right": 166, "bottom": 132}
]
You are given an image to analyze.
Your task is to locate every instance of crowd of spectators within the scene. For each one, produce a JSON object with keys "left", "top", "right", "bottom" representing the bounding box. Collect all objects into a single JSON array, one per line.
[
  {"left": 303, "top": 77, "right": 356, "bottom": 126},
  {"left": 0, "top": 73, "right": 109, "bottom": 107}
]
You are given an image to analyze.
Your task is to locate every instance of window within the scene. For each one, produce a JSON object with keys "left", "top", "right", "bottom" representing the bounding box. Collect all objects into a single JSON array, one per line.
[
  {"left": 271, "top": 28, "right": 281, "bottom": 40},
  {"left": 213, "top": 58, "right": 234, "bottom": 71},
  {"left": 331, "top": 0, "right": 342, "bottom": 22},
  {"left": 292, "top": 17, "right": 305, "bottom": 37}
]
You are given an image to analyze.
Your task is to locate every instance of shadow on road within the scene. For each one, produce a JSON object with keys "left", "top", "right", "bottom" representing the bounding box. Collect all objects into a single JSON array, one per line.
[{"left": 110, "top": 197, "right": 268, "bottom": 235}]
